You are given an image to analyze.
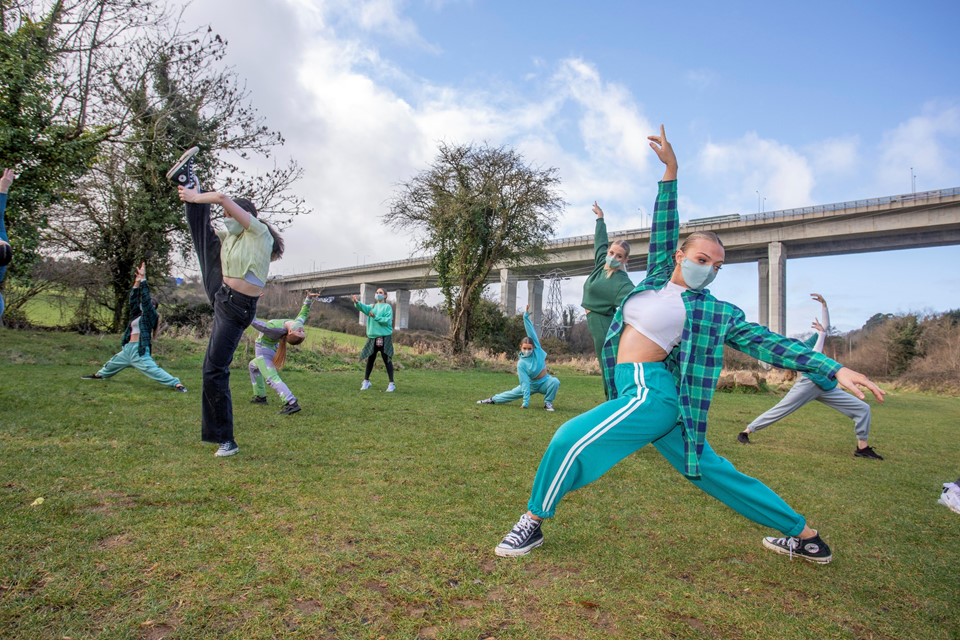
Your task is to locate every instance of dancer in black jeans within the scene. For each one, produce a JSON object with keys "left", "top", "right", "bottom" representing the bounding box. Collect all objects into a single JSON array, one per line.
[{"left": 167, "top": 147, "right": 284, "bottom": 457}]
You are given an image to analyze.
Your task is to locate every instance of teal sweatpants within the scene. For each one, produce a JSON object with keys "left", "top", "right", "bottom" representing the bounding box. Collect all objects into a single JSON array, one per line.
[
  {"left": 492, "top": 375, "right": 560, "bottom": 406},
  {"left": 586, "top": 311, "right": 614, "bottom": 399},
  {"left": 97, "top": 343, "right": 181, "bottom": 388},
  {"left": 527, "top": 362, "right": 806, "bottom": 536}
]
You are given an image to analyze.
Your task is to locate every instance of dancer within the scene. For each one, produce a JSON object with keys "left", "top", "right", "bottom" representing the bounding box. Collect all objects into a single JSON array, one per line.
[
  {"left": 168, "top": 147, "right": 283, "bottom": 457},
  {"left": 81, "top": 262, "right": 186, "bottom": 392},
  {"left": 352, "top": 288, "right": 396, "bottom": 392},
  {"left": 582, "top": 201, "right": 634, "bottom": 398},
  {"left": 248, "top": 293, "right": 319, "bottom": 415},
  {"left": 0, "top": 168, "right": 16, "bottom": 322},
  {"left": 738, "top": 293, "right": 883, "bottom": 459},
  {"left": 493, "top": 125, "right": 885, "bottom": 564},
  {"left": 477, "top": 306, "right": 560, "bottom": 411}
]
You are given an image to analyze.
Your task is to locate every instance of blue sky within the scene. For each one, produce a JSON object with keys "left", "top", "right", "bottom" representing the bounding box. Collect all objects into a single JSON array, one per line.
[{"left": 182, "top": 0, "right": 960, "bottom": 335}]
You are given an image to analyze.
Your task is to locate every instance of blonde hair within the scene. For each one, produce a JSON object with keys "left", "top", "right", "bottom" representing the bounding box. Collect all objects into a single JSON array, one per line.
[
  {"left": 604, "top": 239, "right": 631, "bottom": 278},
  {"left": 680, "top": 231, "right": 724, "bottom": 253}
]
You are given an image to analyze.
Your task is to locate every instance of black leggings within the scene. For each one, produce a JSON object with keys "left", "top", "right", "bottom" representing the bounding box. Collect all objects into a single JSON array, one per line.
[{"left": 364, "top": 342, "right": 394, "bottom": 381}]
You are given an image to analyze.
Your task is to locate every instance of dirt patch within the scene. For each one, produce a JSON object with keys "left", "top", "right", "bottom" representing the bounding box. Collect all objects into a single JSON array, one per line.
[
  {"left": 140, "top": 622, "right": 174, "bottom": 640},
  {"left": 98, "top": 533, "right": 132, "bottom": 549},
  {"left": 416, "top": 625, "right": 440, "bottom": 639},
  {"left": 293, "top": 598, "right": 323, "bottom": 614}
]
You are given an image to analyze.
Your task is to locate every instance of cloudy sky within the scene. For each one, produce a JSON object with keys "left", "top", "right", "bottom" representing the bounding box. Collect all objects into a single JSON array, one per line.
[{"left": 180, "top": 0, "right": 960, "bottom": 335}]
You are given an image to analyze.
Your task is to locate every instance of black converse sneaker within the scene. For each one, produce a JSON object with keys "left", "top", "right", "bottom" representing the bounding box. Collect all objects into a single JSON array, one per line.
[
  {"left": 279, "top": 400, "right": 301, "bottom": 415},
  {"left": 165, "top": 146, "right": 199, "bottom": 188},
  {"left": 495, "top": 513, "right": 544, "bottom": 557},
  {"left": 762, "top": 532, "right": 832, "bottom": 564},
  {"left": 854, "top": 445, "right": 884, "bottom": 460}
]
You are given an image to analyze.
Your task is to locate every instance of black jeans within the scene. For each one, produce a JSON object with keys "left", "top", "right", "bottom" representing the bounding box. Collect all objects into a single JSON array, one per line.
[
  {"left": 186, "top": 202, "right": 258, "bottom": 444},
  {"left": 364, "top": 338, "right": 395, "bottom": 382}
]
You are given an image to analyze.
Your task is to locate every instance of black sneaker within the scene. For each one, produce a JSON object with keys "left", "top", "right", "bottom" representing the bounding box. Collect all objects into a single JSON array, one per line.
[
  {"left": 495, "top": 514, "right": 544, "bottom": 557},
  {"left": 215, "top": 440, "right": 239, "bottom": 457},
  {"left": 165, "top": 146, "right": 199, "bottom": 188},
  {"left": 855, "top": 446, "right": 884, "bottom": 460},
  {"left": 250, "top": 396, "right": 268, "bottom": 404},
  {"left": 81, "top": 373, "right": 103, "bottom": 380},
  {"left": 279, "top": 400, "right": 301, "bottom": 415},
  {"left": 174, "top": 384, "right": 188, "bottom": 393},
  {"left": 737, "top": 431, "right": 751, "bottom": 445},
  {"left": 762, "top": 533, "right": 832, "bottom": 564}
]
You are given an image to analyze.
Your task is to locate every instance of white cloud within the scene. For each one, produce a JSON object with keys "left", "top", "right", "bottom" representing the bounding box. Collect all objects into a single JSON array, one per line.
[
  {"left": 696, "top": 132, "right": 815, "bottom": 214},
  {"left": 875, "top": 103, "right": 960, "bottom": 194},
  {"left": 806, "top": 135, "right": 859, "bottom": 175}
]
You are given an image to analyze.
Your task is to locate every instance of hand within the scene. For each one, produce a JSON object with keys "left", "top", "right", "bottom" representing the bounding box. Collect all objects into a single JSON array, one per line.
[
  {"left": 178, "top": 185, "right": 201, "bottom": 203},
  {"left": 647, "top": 124, "right": 678, "bottom": 178},
  {"left": 307, "top": 291, "right": 321, "bottom": 299},
  {"left": 592, "top": 201, "right": 604, "bottom": 218},
  {"left": 134, "top": 262, "right": 146, "bottom": 284},
  {"left": 525, "top": 304, "right": 530, "bottom": 314},
  {"left": 0, "top": 168, "right": 15, "bottom": 193},
  {"left": 834, "top": 367, "right": 885, "bottom": 403},
  {"left": 351, "top": 294, "right": 359, "bottom": 303},
  {"left": 811, "top": 318, "right": 825, "bottom": 333},
  {"left": 810, "top": 293, "right": 826, "bottom": 304}
]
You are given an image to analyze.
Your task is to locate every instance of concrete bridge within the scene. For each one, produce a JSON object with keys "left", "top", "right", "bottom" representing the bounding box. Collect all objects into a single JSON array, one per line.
[{"left": 272, "top": 186, "right": 960, "bottom": 334}]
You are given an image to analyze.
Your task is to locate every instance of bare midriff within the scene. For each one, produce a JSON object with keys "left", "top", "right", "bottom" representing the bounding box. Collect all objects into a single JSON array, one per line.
[
  {"left": 223, "top": 275, "right": 264, "bottom": 297},
  {"left": 616, "top": 324, "right": 669, "bottom": 364}
]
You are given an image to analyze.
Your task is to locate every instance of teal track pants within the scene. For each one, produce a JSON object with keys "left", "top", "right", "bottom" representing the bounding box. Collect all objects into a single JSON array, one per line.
[
  {"left": 586, "top": 311, "right": 614, "bottom": 399},
  {"left": 97, "top": 343, "right": 181, "bottom": 388},
  {"left": 492, "top": 375, "right": 560, "bottom": 406},
  {"left": 526, "top": 362, "right": 807, "bottom": 536}
]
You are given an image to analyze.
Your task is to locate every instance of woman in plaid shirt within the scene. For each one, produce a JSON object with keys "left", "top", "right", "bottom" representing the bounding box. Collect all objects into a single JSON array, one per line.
[{"left": 495, "top": 126, "right": 885, "bottom": 564}]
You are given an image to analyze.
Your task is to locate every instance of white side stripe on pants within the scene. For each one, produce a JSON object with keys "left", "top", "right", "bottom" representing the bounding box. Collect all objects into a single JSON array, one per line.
[{"left": 541, "top": 363, "right": 649, "bottom": 513}]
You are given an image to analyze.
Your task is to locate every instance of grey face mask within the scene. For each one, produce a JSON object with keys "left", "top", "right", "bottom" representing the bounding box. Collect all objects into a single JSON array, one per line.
[
  {"left": 680, "top": 258, "right": 718, "bottom": 290},
  {"left": 223, "top": 217, "right": 244, "bottom": 235}
]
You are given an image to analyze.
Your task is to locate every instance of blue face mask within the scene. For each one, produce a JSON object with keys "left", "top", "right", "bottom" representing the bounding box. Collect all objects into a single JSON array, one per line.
[
  {"left": 680, "top": 258, "right": 718, "bottom": 290},
  {"left": 520, "top": 348, "right": 533, "bottom": 358},
  {"left": 223, "top": 217, "right": 244, "bottom": 235},
  {"left": 375, "top": 293, "right": 386, "bottom": 301},
  {"left": 605, "top": 255, "right": 622, "bottom": 269}
]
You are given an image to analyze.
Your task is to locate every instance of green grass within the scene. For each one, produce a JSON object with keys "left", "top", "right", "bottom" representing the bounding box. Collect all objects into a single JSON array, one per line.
[{"left": 1, "top": 328, "right": 958, "bottom": 639}]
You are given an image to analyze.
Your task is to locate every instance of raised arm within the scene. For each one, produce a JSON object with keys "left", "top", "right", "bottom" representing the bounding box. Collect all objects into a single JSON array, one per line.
[
  {"left": 645, "top": 125, "right": 680, "bottom": 273},
  {"left": 810, "top": 293, "right": 829, "bottom": 353},
  {"left": 592, "top": 202, "right": 610, "bottom": 268},
  {"left": 178, "top": 186, "right": 261, "bottom": 231},
  {"left": 523, "top": 305, "right": 542, "bottom": 351}
]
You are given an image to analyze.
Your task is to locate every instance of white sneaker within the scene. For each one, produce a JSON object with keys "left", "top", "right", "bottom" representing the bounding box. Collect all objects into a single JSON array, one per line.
[
  {"left": 386, "top": 382, "right": 396, "bottom": 392},
  {"left": 360, "top": 380, "right": 372, "bottom": 391},
  {"left": 544, "top": 402, "right": 554, "bottom": 412},
  {"left": 938, "top": 483, "right": 960, "bottom": 515}
]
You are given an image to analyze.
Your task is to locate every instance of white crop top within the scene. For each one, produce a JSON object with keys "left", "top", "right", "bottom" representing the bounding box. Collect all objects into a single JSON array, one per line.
[{"left": 621, "top": 281, "right": 687, "bottom": 352}]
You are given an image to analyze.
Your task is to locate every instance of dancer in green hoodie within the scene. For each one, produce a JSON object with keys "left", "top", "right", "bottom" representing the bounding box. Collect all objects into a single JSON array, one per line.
[{"left": 353, "top": 287, "right": 396, "bottom": 392}]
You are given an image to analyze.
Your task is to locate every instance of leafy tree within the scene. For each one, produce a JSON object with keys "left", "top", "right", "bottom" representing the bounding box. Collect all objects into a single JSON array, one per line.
[
  {"left": 885, "top": 314, "right": 923, "bottom": 376},
  {"left": 5, "top": 0, "right": 308, "bottom": 330},
  {"left": 386, "top": 143, "right": 563, "bottom": 354},
  {"left": 0, "top": 3, "right": 105, "bottom": 287}
]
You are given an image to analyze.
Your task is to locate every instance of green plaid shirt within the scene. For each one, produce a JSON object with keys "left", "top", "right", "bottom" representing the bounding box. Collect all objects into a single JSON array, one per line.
[
  {"left": 601, "top": 180, "right": 842, "bottom": 478},
  {"left": 121, "top": 279, "right": 158, "bottom": 357}
]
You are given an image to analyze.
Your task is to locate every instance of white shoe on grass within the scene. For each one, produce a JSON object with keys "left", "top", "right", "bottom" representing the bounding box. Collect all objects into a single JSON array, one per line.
[
  {"left": 386, "top": 382, "right": 396, "bottom": 392},
  {"left": 360, "top": 380, "right": 372, "bottom": 391}
]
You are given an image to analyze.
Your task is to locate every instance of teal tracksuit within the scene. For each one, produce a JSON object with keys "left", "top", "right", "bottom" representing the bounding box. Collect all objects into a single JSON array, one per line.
[{"left": 491, "top": 312, "right": 560, "bottom": 407}]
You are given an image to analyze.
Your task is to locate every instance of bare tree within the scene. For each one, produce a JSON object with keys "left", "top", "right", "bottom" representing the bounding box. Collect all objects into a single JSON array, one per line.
[{"left": 386, "top": 142, "right": 563, "bottom": 354}]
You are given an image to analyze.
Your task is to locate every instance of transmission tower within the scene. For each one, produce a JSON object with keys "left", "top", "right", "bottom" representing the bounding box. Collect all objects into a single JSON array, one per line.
[{"left": 541, "top": 269, "right": 568, "bottom": 339}]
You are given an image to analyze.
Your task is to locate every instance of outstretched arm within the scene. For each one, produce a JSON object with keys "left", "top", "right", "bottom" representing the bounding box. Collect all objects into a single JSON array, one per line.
[{"left": 178, "top": 186, "right": 257, "bottom": 229}]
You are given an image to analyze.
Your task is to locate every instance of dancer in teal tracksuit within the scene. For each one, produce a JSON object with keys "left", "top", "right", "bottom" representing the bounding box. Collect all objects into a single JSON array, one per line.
[
  {"left": 353, "top": 287, "right": 396, "bottom": 392},
  {"left": 82, "top": 263, "right": 186, "bottom": 391},
  {"left": 248, "top": 293, "right": 317, "bottom": 415},
  {"left": 494, "top": 125, "right": 886, "bottom": 564},
  {"left": 477, "top": 306, "right": 561, "bottom": 411}
]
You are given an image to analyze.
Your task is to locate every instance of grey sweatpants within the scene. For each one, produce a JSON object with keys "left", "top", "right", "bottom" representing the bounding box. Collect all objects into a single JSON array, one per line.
[{"left": 746, "top": 376, "right": 871, "bottom": 440}]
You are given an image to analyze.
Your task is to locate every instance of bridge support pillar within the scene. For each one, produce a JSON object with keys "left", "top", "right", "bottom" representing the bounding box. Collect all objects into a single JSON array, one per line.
[
  {"left": 528, "top": 278, "right": 544, "bottom": 335},
  {"left": 500, "top": 269, "right": 518, "bottom": 314},
  {"left": 395, "top": 289, "right": 410, "bottom": 330},
  {"left": 358, "top": 283, "right": 375, "bottom": 325},
  {"left": 758, "top": 258, "right": 770, "bottom": 327},
  {"left": 767, "top": 242, "right": 787, "bottom": 335}
]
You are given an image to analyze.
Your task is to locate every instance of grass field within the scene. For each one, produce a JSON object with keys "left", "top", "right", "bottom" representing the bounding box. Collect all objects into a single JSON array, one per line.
[{"left": 1, "top": 328, "right": 958, "bottom": 639}]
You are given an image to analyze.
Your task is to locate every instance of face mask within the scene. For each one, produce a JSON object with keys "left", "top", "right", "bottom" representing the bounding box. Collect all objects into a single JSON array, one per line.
[
  {"left": 605, "top": 255, "right": 622, "bottom": 269},
  {"left": 375, "top": 293, "right": 386, "bottom": 301},
  {"left": 680, "top": 257, "right": 718, "bottom": 290},
  {"left": 520, "top": 349, "right": 533, "bottom": 358},
  {"left": 223, "top": 217, "right": 244, "bottom": 235}
]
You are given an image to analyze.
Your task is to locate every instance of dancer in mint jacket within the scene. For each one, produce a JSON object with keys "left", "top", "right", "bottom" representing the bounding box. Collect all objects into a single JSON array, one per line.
[{"left": 353, "top": 287, "right": 396, "bottom": 391}]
